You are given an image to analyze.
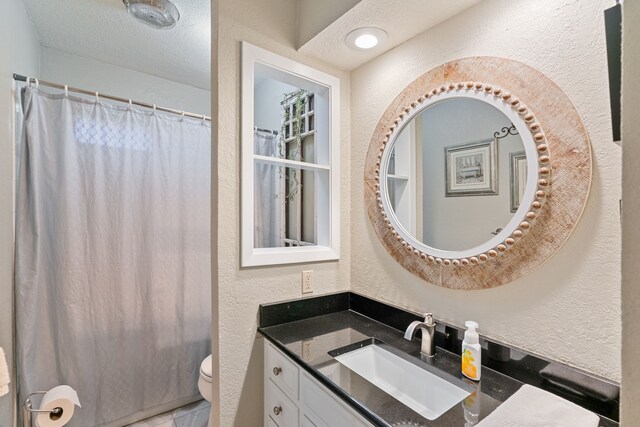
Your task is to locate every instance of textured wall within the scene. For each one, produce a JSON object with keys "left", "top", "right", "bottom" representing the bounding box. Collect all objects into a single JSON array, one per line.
[
  {"left": 215, "top": 0, "right": 351, "bottom": 425},
  {"left": 40, "top": 48, "right": 211, "bottom": 116},
  {"left": 297, "top": 0, "right": 360, "bottom": 47},
  {"left": 621, "top": 0, "right": 640, "bottom": 422},
  {"left": 0, "top": 1, "right": 40, "bottom": 424},
  {"left": 350, "top": 0, "right": 621, "bottom": 380}
]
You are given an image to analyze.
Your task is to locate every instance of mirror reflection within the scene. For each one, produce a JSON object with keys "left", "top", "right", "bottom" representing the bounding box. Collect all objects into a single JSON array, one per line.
[{"left": 386, "top": 98, "right": 526, "bottom": 252}]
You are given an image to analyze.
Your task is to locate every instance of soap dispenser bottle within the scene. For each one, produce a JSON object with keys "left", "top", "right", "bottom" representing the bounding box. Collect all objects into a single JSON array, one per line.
[{"left": 462, "top": 321, "right": 481, "bottom": 381}]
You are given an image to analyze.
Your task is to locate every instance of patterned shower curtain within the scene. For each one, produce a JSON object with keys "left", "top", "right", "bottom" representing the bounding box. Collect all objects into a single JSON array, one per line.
[
  {"left": 253, "top": 130, "right": 283, "bottom": 248},
  {"left": 15, "top": 87, "right": 211, "bottom": 426}
]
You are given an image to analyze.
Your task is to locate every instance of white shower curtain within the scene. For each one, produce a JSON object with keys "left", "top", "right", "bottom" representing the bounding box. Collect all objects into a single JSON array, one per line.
[
  {"left": 254, "top": 131, "right": 283, "bottom": 248},
  {"left": 15, "top": 88, "right": 211, "bottom": 426}
]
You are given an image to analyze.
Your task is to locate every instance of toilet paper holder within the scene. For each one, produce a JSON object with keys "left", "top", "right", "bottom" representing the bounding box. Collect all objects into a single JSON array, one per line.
[{"left": 23, "top": 391, "right": 64, "bottom": 427}]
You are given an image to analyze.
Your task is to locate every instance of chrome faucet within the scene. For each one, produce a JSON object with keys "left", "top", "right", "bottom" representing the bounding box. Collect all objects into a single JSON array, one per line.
[{"left": 404, "top": 313, "right": 436, "bottom": 357}]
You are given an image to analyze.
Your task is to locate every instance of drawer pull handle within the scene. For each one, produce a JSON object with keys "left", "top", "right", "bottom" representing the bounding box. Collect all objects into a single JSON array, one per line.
[
  {"left": 273, "top": 405, "right": 282, "bottom": 416},
  {"left": 272, "top": 366, "right": 282, "bottom": 376}
]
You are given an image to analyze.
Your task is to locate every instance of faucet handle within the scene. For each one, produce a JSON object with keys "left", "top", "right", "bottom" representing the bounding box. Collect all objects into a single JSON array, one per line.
[{"left": 424, "top": 313, "right": 435, "bottom": 326}]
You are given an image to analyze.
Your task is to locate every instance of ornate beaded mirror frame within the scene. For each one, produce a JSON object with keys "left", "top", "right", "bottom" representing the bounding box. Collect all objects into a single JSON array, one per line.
[{"left": 364, "top": 57, "right": 591, "bottom": 289}]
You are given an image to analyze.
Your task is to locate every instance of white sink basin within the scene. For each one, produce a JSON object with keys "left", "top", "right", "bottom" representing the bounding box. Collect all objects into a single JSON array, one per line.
[{"left": 334, "top": 344, "right": 471, "bottom": 420}]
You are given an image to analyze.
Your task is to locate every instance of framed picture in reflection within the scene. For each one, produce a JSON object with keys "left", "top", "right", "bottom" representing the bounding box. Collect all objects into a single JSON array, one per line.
[
  {"left": 445, "top": 138, "right": 498, "bottom": 196},
  {"left": 510, "top": 151, "right": 527, "bottom": 213}
]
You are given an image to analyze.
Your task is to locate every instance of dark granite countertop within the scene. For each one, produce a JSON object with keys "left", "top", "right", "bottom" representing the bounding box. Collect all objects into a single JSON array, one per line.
[
  {"left": 260, "top": 310, "right": 518, "bottom": 426},
  {"left": 258, "top": 293, "right": 619, "bottom": 427}
]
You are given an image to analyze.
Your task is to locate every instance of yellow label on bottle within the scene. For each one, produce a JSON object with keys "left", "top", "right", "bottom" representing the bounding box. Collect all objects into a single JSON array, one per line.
[{"left": 462, "top": 348, "right": 478, "bottom": 379}]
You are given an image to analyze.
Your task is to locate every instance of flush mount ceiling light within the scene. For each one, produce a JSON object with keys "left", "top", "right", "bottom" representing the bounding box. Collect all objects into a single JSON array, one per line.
[
  {"left": 123, "top": 0, "right": 180, "bottom": 30},
  {"left": 345, "top": 27, "right": 388, "bottom": 50}
]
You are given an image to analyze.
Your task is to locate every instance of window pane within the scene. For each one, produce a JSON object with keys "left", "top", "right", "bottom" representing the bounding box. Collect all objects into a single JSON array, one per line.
[
  {"left": 253, "top": 68, "right": 328, "bottom": 166},
  {"left": 254, "top": 161, "right": 329, "bottom": 248}
]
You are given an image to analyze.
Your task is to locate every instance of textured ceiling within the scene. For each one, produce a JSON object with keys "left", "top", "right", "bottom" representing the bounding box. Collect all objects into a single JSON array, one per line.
[
  {"left": 298, "top": 0, "right": 482, "bottom": 71},
  {"left": 22, "top": 0, "right": 211, "bottom": 90}
]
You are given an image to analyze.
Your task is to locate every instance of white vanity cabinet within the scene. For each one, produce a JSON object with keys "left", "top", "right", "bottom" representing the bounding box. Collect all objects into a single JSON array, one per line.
[{"left": 264, "top": 341, "right": 373, "bottom": 427}]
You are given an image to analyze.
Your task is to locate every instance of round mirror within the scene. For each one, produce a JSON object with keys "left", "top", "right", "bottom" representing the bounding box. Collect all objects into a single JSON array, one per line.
[
  {"left": 378, "top": 84, "right": 545, "bottom": 262},
  {"left": 387, "top": 97, "right": 525, "bottom": 251},
  {"left": 366, "top": 58, "right": 592, "bottom": 288}
]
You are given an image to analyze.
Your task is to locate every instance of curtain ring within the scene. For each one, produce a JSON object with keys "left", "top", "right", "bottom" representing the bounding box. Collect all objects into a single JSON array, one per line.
[
  {"left": 128, "top": 99, "right": 133, "bottom": 110},
  {"left": 153, "top": 104, "right": 157, "bottom": 114},
  {"left": 181, "top": 111, "right": 185, "bottom": 120},
  {"left": 201, "top": 114, "right": 206, "bottom": 123},
  {"left": 95, "top": 92, "right": 100, "bottom": 103},
  {"left": 64, "top": 85, "right": 69, "bottom": 97},
  {"left": 34, "top": 78, "right": 40, "bottom": 89}
]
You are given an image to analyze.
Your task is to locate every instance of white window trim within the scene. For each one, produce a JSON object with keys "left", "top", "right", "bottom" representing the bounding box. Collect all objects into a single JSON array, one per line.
[{"left": 241, "top": 41, "right": 340, "bottom": 267}]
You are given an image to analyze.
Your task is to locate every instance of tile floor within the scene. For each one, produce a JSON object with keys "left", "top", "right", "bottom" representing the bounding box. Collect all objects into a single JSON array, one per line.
[{"left": 126, "top": 399, "right": 210, "bottom": 427}]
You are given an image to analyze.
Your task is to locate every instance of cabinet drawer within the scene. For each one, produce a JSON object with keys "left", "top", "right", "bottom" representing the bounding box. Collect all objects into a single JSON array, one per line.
[
  {"left": 265, "top": 341, "right": 299, "bottom": 399},
  {"left": 266, "top": 379, "right": 298, "bottom": 427}
]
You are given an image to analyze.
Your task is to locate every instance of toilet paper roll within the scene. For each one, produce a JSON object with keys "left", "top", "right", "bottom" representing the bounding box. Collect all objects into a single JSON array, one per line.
[
  {"left": 0, "top": 347, "right": 10, "bottom": 397},
  {"left": 36, "top": 385, "right": 81, "bottom": 427}
]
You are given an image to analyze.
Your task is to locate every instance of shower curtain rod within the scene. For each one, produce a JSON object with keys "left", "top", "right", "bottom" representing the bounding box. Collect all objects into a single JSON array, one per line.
[
  {"left": 254, "top": 126, "right": 279, "bottom": 135},
  {"left": 13, "top": 73, "right": 211, "bottom": 122}
]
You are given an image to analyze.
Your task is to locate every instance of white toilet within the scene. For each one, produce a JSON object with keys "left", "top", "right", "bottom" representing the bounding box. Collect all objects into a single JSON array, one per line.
[{"left": 198, "top": 354, "right": 213, "bottom": 402}]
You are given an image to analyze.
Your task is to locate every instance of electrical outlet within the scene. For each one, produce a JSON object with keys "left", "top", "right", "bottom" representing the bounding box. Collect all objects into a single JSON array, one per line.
[
  {"left": 302, "top": 270, "right": 314, "bottom": 294},
  {"left": 302, "top": 339, "right": 314, "bottom": 361}
]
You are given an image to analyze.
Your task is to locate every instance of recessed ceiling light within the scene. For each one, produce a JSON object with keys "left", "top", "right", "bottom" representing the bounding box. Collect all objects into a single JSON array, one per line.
[
  {"left": 355, "top": 34, "right": 379, "bottom": 49},
  {"left": 345, "top": 28, "right": 388, "bottom": 50}
]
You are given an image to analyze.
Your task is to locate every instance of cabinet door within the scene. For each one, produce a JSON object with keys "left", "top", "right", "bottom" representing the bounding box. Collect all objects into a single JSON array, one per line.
[
  {"left": 300, "top": 413, "right": 324, "bottom": 427},
  {"left": 300, "top": 372, "right": 372, "bottom": 427}
]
